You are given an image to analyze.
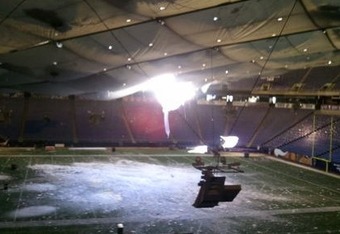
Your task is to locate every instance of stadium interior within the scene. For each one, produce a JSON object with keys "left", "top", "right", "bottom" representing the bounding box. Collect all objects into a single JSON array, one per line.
[{"left": 0, "top": 0, "right": 340, "bottom": 233}]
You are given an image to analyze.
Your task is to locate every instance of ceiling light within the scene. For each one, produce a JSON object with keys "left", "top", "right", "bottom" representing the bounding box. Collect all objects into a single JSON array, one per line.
[
  {"left": 202, "top": 63, "right": 206, "bottom": 67},
  {"left": 277, "top": 17, "right": 283, "bottom": 22},
  {"left": 270, "top": 96, "right": 277, "bottom": 104},
  {"left": 103, "top": 68, "right": 107, "bottom": 71},
  {"left": 52, "top": 61, "right": 58, "bottom": 66},
  {"left": 225, "top": 70, "right": 229, "bottom": 74},
  {"left": 108, "top": 45, "right": 113, "bottom": 50},
  {"left": 149, "top": 43, "right": 153, "bottom": 47},
  {"left": 164, "top": 52, "right": 168, "bottom": 56},
  {"left": 328, "top": 60, "right": 332, "bottom": 65},
  {"left": 178, "top": 65, "right": 181, "bottom": 69},
  {"left": 285, "top": 64, "right": 288, "bottom": 68},
  {"left": 303, "top": 48, "right": 308, "bottom": 52},
  {"left": 260, "top": 56, "right": 264, "bottom": 60},
  {"left": 251, "top": 59, "right": 256, "bottom": 63},
  {"left": 127, "top": 57, "right": 132, "bottom": 62},
  {"left": 159, "top": 6, "right": 166, "bottom": 11},
  {"left": 126, "top": 19, "right": 132, "bottom": 23},
  {"left": 123, "top": 83, "right": 126, "bottom": 86},
  {"left": 204, "top": 78, "right": 208, "bottom": 82},
  {"left": 217, "top": 39, "right": 222, "bottom": 43},
  {"left": 213, "top": 16, "right": 219, "bottom": 21},
  {"left": 126, "top": 65, "right": 131, "bottom": 70},
  {"left": 272, "top": 33, "right": 276, "bottom": 37},
  {"left": 56, "top": 42, "right": 63, "bottom": 48}
]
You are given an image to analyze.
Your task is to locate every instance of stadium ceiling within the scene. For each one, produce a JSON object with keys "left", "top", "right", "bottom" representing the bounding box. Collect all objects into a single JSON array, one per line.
[{"left": 0, "top": 0, "right": 339, "bottom": 100}]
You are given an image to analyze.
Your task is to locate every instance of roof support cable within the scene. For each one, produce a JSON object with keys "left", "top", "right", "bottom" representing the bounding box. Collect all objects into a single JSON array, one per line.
[
  {"left": 277, "top": 117, "right": 340, "bottom": 149},
  {"left": 261, "top": 111, "right": 313, "bottom": 146},
  {"left": 250, "top": 0, "right": 298, "bottom": 93},
  {"left": 0, "top": 0, "right": 27, "bottom": 26},
  {"left": 230, "top": 0, "right": 298, "bottom": 139},
  {"left": 82, "top": 0, "right": 149, "bottom": 78}
]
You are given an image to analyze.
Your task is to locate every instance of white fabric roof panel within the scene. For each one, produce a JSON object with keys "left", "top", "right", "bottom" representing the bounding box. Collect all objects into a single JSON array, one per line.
[{"left": 0, "top": 0, "right": 339, "bottom": 98}]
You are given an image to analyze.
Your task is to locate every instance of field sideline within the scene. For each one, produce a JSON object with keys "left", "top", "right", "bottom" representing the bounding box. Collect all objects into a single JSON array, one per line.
[{"left": 0, "top": 148, "right": 339, "bottom": 233}]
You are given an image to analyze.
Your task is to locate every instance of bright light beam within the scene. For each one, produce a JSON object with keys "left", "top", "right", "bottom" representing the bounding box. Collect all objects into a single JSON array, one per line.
[
  {"left": 147, "top": 74, "right": 196, "bottom": 137},
  {"left": 148, "top": 74, "right": 196, "bottom": 112},
  {"left": 108, "top": 73, "right": 196, "bottom": 138}
]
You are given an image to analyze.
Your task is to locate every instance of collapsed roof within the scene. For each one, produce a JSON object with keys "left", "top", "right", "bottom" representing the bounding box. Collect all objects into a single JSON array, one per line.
[{"left": 0, "top": 0, "right": 339, "bottom": 100}]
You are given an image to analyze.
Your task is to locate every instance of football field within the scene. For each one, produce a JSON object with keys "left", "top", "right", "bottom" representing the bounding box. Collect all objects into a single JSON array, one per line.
[{"left": 0, "top": 148, "right": 339, "bottom": 233}]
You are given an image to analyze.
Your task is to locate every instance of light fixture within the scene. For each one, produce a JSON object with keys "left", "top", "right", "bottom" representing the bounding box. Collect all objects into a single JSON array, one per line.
[
  {"left": 126, "top": 19, "right": 132, "bottom": 23},
  {"left": 225, "top": 70, "right": 229, "bottom": 74},
  {"left": 52, "top": 61, "right": 58, "bottom": 66},
  {"left": 148, "top": 43, "right": 153, "bottom": 47},
  {"left": 272, "top": 33, "right": 276, "bottom": 37},
  {"left": 108, "top": 45, "right": 113, "bottom": 50},
  {"left": 217, "top": 39, "right": 222, "bottom": 43},
  {"left": 260, "top": 56, "right": 264, "bottom": 60},
  {"left": 303, "top": 48, "right": 308, "bottom": 52},
  {"left": 277, "top": 17, "right": 283, "bottom": 22},
  {"left": 213, "top": 16, "right": 219, "bottom": 21},
  {"left": 127, "top": 57, "right": 132, "bottom": 62},
  {"left": 269, "top": 96, "right": 277, "bottom": 106},
  {"left": 56, "top": 42, "right": 63, "bottom": 48},
  {"left": 226, "top": 95, "right": 233, "bottom": 102},
  {"left": 159, "top": 6, "right": 166, "bottom": 11},
  {"left": 328, "top": 60, "right": 332, "bottom": 65},
  {"left": 248, "top": 96, "right": 259, "bottom": 103},
  {"left": 103, "top": 68, "right": 107, "bottom": 71},
  {"left": 164, "top": 52, "right": 168, "bottom": 56}
]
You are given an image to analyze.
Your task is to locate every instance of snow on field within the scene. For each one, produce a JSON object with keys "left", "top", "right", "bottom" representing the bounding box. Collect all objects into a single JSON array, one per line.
[
  {"left": 8, "top": 206, "right": 57, "bottom": 218},
  {"left": 5, "top": 158, "right": 293, "bottom": 221},
  {"left": 24, "top": 160, "right": 200, "bottom": 216}
]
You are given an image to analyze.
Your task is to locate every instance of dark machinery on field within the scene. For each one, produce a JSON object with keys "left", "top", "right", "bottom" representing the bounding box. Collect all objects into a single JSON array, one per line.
[{"left": 192, "top": 152, "right": 243, "bottom": 208}]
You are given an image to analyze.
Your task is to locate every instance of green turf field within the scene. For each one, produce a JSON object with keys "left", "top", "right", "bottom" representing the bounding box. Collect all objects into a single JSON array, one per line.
[{"left": 0, "top": 148, "right": 339, "bottom": 233}]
